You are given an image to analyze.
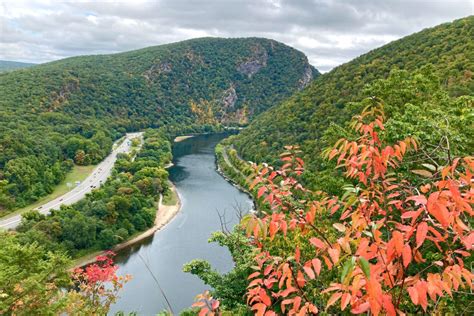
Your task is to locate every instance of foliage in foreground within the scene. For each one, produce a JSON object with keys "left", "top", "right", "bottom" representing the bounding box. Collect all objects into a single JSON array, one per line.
[
  {"left": 193, "top": 105, "right": 473, "bottom": 315},
  {"left": 0, "top": 235, "right": 127, "bottom": 315},
  {"left": 1, "top": 128, "right": 172, "bottom": 314}
]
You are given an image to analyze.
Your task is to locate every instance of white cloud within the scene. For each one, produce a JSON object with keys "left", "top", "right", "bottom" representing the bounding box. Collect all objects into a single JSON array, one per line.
[{"left": 0, "top": 0, "right": 472, "bottom": 72}]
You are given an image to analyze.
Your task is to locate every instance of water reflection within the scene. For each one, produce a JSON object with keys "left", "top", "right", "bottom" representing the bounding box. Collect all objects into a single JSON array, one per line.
[{"left": 110, "top": 134, "right": 252, "bottom": 315}]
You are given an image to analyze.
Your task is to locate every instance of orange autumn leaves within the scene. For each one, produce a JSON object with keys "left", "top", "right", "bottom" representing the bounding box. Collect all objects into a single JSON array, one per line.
[{"left": 195, "top": 104, "right": 473, "bottom": 315}]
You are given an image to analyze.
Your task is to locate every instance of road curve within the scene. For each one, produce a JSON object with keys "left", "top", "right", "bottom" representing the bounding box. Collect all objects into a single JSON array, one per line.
[{"left": 0, "top": 132, "right": 143, "bottom": 230}]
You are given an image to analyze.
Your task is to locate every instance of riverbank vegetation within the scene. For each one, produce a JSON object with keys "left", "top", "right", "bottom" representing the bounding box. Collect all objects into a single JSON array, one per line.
[
  {"left": 215, "top": 142, "right": 253, "bottom": 190},
  {"left": 192, "top": 103, "right": 474, "bottom": 315},
  {"left": 162, "top": 183, "right": 178, "bottom": 206}
]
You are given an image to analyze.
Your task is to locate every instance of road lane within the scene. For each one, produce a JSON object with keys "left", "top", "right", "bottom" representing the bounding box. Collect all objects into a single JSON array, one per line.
[{"left": 0, "top": 132, "right": 143, "bottom": 230}]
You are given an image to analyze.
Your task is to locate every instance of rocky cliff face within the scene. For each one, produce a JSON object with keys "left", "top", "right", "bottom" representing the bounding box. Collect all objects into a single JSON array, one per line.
[
  {"left": 237, "top": 44, "right": 268, "bottom": 77},
  {"left": 221, "top": 85, "right": 238, "bottom": 109},
  {"left": 143, "top": 61, "right": 172, "bottom": 82},
  {"left": 298, "top": 65, "right": 314, "bottom": 89},
  {"left": 184, "top": 50, "right": 205, "bottom": 65}
]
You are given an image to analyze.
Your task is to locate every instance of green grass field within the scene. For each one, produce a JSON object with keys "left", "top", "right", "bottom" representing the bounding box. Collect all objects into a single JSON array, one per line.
[{"left": 1, "top": 164, "right": 95, "bottom": 219}]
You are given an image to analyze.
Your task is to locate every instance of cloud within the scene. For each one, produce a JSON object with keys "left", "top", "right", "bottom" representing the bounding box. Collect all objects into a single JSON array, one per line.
[{"left": 0, "top": 0, "right": 472, "bottom": 72}]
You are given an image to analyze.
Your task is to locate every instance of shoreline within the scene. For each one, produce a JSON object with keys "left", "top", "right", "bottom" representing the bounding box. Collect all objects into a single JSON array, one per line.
[
  {"left": 215, "top": 147, "right": 256, "bottom": 212},
  {"left": 72, "top": 133, "right": 233, "bottom": 268},
  {"left": 174, "top": 135, "right": 194, "bottom": 142},
  {"left": 72, "top": 182, "right": 181, "bottom": 268},
  {"left": 174, "top": 129, "right": 241, "bottom": 144}
]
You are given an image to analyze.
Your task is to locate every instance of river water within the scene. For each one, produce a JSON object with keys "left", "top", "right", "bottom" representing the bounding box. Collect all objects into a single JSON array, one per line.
[{"left": 110, "top": 133, "right": 253, "bottom": 315}]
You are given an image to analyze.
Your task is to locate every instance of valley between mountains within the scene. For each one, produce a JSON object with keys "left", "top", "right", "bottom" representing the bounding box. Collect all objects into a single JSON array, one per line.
[{"left": 0, "top": 15, "right": 473, "bottom": 316}]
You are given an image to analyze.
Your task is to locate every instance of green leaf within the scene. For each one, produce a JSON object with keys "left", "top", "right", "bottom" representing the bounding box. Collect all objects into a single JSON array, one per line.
[
  {"left": 359, "top": 257, "right": 370, "bottom": 279},
  {"left": 340, "top": 258, "right": 355, "bottom": 283}
]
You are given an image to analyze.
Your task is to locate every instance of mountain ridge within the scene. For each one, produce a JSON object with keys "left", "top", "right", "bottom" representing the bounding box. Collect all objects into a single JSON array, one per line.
[
  {"left": 0, "top": 37, "right": 317, "bottom": 212},
  {"left": 0, "top": 60, "right": 36, "bottom": 72}
]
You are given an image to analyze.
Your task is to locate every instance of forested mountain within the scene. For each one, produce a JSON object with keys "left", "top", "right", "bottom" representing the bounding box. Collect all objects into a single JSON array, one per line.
[
  {"left": 0, "top": 60, "right": 36, "bottom": 72},
  {"left": 0, "top": 37, "right": 317, "bottom": 213},
  {"left": 1, "top": 11, "right": 473, "bottom": 315},
  {"left": 231, "top": 16, "right": 473, "bottom": 192}
]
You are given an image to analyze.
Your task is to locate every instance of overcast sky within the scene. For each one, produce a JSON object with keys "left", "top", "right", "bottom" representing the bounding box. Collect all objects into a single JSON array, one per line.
[{"left": 1, "top": 0, "right": 472, "bottom": 72}]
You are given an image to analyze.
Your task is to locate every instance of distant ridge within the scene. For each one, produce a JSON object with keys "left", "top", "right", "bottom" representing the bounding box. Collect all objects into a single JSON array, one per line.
[{"left": 0, "top": 60, "right": 36, "bottom": 72}]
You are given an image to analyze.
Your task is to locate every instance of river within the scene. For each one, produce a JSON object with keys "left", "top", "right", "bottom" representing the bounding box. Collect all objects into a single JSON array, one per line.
[{"left": 110, "top": 133, "right": 253, "bottom": 315}]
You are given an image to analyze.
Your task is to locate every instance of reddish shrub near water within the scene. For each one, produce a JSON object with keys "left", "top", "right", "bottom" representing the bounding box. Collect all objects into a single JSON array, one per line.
[
  {"left": 70, "top": 251, "right": 130, "bottom": 313},
  {"left": 81, "top": 251, "right": 118, "bottom": 284}
]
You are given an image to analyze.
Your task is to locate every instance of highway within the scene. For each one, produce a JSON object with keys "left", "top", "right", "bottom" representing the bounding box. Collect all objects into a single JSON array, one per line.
[{"left": 0, "top": 132, "right": 143, "bottom": 230}]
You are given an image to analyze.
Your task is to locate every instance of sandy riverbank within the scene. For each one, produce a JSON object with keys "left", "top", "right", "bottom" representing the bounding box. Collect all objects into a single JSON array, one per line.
[
  {"left": 174, "top": 135, "right": 194, "bottom": 142},
  {"left": 73, "top": 183, "right": 181, "bottom": 268}
]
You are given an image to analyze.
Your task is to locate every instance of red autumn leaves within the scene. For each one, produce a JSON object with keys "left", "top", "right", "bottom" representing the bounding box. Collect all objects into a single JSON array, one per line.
[
  {"left": 195, "top": 104, "right": 473, "bottom": 315},
  {"left": 192, "top": 291, "right": 221, "bottom": 316},
  {"left": 73, "top": 251, "right": 118, "bottom": 284}
]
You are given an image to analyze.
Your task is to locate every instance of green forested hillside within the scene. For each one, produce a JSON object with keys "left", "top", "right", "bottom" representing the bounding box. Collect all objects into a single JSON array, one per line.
[
  {"left": 0, "top": 37, "right": 317, "bottom": 212},
  {"left": 231, "top": 16, "right": 474, "bottom": 191}
]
